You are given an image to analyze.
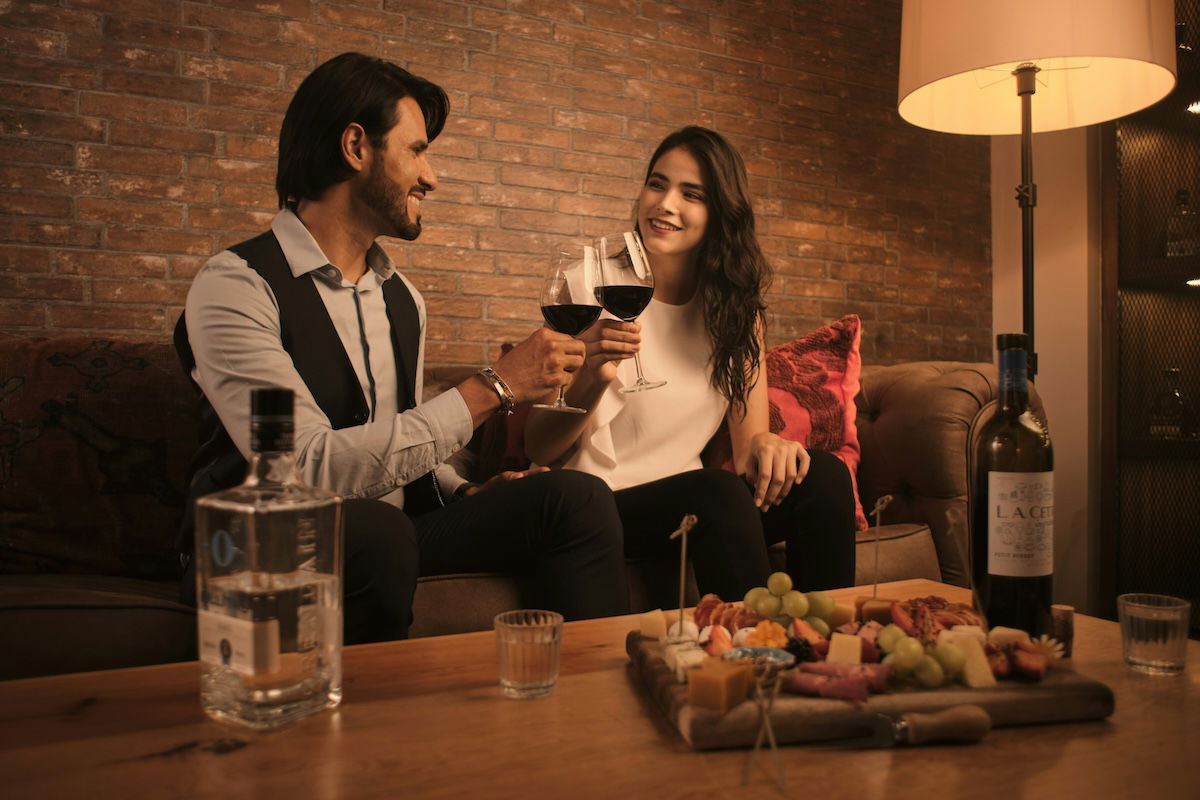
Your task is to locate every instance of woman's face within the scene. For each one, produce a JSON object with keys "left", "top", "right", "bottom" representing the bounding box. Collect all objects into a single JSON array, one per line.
[{"left": 637, "top": 146, "right": 709, "bottom": 261}]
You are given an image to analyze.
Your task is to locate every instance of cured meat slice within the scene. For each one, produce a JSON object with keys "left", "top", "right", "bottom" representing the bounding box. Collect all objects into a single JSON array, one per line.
[
  {"left": 798, "top": 662, "right": 894, "bottom": 693},
  {"left": 780, "top": 671, "right": 871, "bottom": 703}
]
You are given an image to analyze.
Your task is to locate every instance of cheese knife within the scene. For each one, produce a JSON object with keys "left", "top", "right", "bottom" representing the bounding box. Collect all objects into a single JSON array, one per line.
[{"left": 824, "top": 704, "right": 992, "bottom": 748}]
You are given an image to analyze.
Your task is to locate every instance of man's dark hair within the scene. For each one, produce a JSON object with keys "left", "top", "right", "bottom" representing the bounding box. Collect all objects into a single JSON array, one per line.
[{"left": 276, "top": 52, "right": 449, "bottom": 209}]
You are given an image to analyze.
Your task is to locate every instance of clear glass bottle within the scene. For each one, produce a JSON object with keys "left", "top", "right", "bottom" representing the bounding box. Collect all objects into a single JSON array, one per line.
[
  {"left": 1148, "top": 368, "right": 1197, "bottom": 440},
  {"left": 195, "top": 387, "right": 343, "bottom": 729},
  {"left": 1165, "top": 188, "right": 1199, "bottom": 257},
  {"left": 972, "top": 334, "right": 1054, "bottom": 636}
]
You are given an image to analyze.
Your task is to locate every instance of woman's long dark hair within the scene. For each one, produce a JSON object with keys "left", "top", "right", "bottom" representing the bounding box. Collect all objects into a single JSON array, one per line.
[{"left": 640, "top": 126, "right": 770, "bottom": 417}]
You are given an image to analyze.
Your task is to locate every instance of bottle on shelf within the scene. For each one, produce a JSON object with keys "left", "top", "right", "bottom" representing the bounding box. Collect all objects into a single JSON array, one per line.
[
  {"left": 1165, "top": 188, "right": 1199, "bottom": 257},
  {"left": 1148, "top": 367, "right": 1197, "bottom": 440},
  {"left": 972, "top": 334, "right": 1054, "bottom": 636},
  {"left": 194, "top": 387, "right": 343, "bottom": 730}
]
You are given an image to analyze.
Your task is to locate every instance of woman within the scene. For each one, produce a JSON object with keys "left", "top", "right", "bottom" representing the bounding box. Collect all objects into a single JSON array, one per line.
[{"left": 525, "top": 126, "right": 855, "bottom": 604}]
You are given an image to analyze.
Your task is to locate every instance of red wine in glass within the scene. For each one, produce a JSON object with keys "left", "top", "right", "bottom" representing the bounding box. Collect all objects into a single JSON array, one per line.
[
  {"left": 595, "top": 232, "right": 665, "bottom": 392},
  {"left": 593, "top": 286, "right": 653, "bottom": 322},
  {"left": 533, "top": 253, "right": 601, "bottom": 414},
  {"left": 541, "top": 303, "right": 602, "bottom": 336}
]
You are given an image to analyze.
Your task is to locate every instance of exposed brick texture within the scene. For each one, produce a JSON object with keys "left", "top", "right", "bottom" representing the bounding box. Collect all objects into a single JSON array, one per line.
[{"left": 0, "top": 0, "right": 991, "bottom": 364}]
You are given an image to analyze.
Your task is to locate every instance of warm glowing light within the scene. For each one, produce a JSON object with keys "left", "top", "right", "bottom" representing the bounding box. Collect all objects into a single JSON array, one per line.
[
  {"left": 1189, "top": 101, "right": 1200, "bottom": 113},
  {"left": 1187, "top": 278, "right": 1200, "bottom": 287}
]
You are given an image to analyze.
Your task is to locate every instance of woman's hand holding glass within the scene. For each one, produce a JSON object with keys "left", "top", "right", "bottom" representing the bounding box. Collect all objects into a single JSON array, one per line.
[
  {"left": 744, "top": 432, "right": 811, "bottom": 511},
  {"left": 576, "top": 318, "right": 640, "bottom": 386}
]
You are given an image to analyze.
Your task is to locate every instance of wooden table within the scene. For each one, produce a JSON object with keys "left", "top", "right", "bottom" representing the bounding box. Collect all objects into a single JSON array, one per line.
[{"left": 1, "top": 579, "right": 1196, "bottom": 799}]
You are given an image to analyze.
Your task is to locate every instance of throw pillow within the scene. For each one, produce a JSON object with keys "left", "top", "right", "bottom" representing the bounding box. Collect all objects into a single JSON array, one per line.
[
  {"left": 765, "top": 314, "right": 867, "bottom": 530},
  {"left": 702, "top": 314, "right": 867, "bottom": 530},
  {"left": 0, "top": 335, "right": 192, "bottom": 579}
]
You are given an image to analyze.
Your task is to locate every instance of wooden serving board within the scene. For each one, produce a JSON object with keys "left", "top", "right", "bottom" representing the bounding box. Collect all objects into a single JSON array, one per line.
[{"left": 625, "top": 631, "right": 1115, "bottom": 750}]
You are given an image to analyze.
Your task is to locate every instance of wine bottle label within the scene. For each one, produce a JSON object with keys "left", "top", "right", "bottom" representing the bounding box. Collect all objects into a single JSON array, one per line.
[
  {"left": 198, "top": 609, "right": 280, "bottom": 675},
  {"left": 987, "top": 471, "right": 1054, "bottom": 577}
]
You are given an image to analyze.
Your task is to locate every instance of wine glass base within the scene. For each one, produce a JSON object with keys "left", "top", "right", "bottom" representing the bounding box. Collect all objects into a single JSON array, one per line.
[
  {"left": 619, "top": 379, "right": 667, "bottom": 394},
  {"left": 532, "top": 402, "right": 588, "bottom": 414}
]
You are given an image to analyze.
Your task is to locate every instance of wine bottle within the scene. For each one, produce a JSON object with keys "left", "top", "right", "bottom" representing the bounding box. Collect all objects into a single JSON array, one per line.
[
  {"left": 972, "top": 334, "right": 1054, "bottom": 636},
  {"left": 194, "top": 387, "right": 343, "bottom": 729}
]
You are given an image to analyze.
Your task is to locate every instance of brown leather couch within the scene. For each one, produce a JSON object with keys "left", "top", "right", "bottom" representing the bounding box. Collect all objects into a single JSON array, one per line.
[{"left": 0, "top": 334, "right": 1042, "bottom": 677}]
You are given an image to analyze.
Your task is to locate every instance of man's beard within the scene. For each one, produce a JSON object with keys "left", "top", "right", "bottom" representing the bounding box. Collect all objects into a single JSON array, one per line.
[{"left": 362, "top": 157, "right": 421, "bottom": 241}]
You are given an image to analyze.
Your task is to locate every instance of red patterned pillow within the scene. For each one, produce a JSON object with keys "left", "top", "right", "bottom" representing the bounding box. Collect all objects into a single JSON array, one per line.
[{"left": 766, "top": 314, "right": 867, "bottom": 530}]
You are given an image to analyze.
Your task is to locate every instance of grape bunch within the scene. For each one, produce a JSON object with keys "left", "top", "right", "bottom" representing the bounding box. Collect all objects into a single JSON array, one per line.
[
  {"left": 742, "top": 571, "right": 836, "bottom": 636},
  {"left": 876, "top": 623, "right": 966, "bottom": 688}
]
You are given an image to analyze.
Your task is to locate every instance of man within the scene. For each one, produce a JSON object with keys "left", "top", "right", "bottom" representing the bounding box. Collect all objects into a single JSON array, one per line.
[{"left": 176, "top": 52, "right": 628, "bottom": 644}]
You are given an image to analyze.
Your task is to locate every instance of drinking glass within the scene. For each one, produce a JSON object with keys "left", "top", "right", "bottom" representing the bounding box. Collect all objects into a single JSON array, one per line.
[
  {"left": 1118, "top": 593, "right": 1190, "bottom": 674},
  {"left": 495, "top": 609, "right": 563, "bottom": 699},
  {"left": 533, "top": 247, "right": 602, "bottom": 414},
  {"left": 594, "top": 231, "right": 666, "bottom": 393}
]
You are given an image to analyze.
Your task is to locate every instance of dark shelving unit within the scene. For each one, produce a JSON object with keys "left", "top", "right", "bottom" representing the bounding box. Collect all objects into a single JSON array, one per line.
[{"left": 1100, "top": 0, "right": 1200, "bottom": 636}]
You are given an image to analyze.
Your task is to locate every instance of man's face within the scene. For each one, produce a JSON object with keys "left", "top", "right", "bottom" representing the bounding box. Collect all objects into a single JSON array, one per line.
[{"left": 359, "top": 96, "right": 437, "bottom": 240}]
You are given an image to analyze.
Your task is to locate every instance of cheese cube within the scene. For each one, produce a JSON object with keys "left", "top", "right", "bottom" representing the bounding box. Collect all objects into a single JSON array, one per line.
[
  {"left": 639, "top": 609, "right": 667, "bottom": 639},
  {"left": 987, "top": 626, "right": 1031, "bottom": 647},
  {"left": 858, "top": 599, "right": 897, "bottom": 625},
  {"left": 958, "top": 636, "right": 998, "bottom": 688},
  {"left": 688, "top": 658, "right": 753, "bottom": 714},
  {"left": 826, "top": 631, "right": 863, "bottom": 664},
  {"left": 829, "top": 602, "right": 855, "bottom": 628}
]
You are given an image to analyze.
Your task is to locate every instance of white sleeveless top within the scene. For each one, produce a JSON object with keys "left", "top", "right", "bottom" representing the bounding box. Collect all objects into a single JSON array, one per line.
[{"left": 559, "top": 296, "right": 729, "bottom": 491}]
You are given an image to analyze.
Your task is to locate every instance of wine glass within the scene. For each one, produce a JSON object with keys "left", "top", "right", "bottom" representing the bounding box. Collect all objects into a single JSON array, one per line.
[
  {"left": 532, "top": 247, "right": 603, "bottom": 414},
  {"left": 594, "top": 231, "right": 666, "bottom": 393}
]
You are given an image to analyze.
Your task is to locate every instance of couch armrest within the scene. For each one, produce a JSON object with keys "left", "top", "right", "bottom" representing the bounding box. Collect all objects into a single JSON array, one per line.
[{"left": 854, "top": 361, "right": 1046, "bottom": 587}]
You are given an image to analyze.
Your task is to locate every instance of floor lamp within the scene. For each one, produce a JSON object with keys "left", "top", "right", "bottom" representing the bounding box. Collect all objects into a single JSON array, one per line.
[{"left": 897, "top": 0, "right": 1177, "bottom": 378}]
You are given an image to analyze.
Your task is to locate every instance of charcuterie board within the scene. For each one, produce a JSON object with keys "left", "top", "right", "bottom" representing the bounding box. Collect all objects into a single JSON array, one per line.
[{"left": 625, "top": 631, "right": 1114, "bottom": 750}]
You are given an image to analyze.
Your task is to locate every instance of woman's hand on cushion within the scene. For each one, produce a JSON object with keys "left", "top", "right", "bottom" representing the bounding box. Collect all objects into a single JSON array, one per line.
[
  {"left": 578, "top": 319, "right": 640, "bottom": 385},
  {"left": 746, "top": 432, "right": 810, "bottom": 510}
]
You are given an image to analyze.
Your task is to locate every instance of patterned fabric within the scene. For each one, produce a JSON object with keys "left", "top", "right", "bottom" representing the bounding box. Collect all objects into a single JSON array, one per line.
[
  {"left": 0, "top": 336, "right": 191, "bottom": 579},
  {"left": 700, "top": 314, "right": 866, "bottom": 530},
  {"left": 765, "top": 314, "right": 866, "bottom": 530}
]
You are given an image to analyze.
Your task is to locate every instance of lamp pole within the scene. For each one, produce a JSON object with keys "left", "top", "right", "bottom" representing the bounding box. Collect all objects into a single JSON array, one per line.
[{"left": 1015, "top": 63, "right": 1039, "bottom": 379}]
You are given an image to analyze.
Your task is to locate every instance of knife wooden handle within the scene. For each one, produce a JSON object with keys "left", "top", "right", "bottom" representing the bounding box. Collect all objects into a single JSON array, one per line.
[{"left": 901, "top": 705, "right": 992, "bottom": 745}]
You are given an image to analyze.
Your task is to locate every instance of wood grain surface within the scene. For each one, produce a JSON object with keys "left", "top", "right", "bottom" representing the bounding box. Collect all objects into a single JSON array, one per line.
[{"left": 0, "top": 579, "right": 1195, "bottom": 800}]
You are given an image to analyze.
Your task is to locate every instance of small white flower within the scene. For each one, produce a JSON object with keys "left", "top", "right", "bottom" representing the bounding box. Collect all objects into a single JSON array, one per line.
[{"left": 1031, "top": 634, "right": 1065, "bottom": 660}]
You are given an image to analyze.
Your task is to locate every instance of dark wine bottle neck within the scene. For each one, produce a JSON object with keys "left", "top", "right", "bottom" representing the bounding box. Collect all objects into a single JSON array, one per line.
[{"left": 998, "top": 348, "right": 1030, "bottom": 414}]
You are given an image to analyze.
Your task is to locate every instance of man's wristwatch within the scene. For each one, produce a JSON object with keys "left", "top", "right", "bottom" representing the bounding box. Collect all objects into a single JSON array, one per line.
[{"left": 476, "top": 367, "right": 515, "bottom": 416}]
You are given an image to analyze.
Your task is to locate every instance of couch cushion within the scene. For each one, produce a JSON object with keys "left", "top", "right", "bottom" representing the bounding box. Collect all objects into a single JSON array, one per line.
[
  {"left": 0, "top": 574, "right": 196, "bottom": 679},
  {"left": 0, "top": 335, "right": 191, "bottom": 580}
]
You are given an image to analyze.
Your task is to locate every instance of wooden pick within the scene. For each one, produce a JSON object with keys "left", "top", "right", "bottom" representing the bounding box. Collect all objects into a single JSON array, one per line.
[
  {"left": 869, "top": 494, "right": 894, "bottom": 599},
  {"left": 669, "top": 514, "right": 698, "bottom": 633}
]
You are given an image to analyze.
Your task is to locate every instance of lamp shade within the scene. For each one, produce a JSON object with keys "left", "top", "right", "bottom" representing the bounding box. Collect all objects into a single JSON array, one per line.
[{"left": 899, "top": 0, "right": 1178, "bottom": 135}]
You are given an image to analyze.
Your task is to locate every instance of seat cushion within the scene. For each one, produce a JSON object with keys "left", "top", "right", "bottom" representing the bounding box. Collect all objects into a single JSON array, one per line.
[{"left": 0, "top": 574, "right": 196, "bottom": 679}]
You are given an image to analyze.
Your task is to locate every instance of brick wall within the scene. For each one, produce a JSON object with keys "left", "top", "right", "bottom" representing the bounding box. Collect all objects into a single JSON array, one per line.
[{"left": 0, "top": 0, "right": 992, "bottom": 366}]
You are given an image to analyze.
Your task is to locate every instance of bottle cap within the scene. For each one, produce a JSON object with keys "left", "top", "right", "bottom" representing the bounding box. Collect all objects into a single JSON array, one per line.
[
  {"left": 996, "top": 333, "right": 1029, "bottom": 351},
  {"left": 252, "top": 387, "right": 294, "bottom": 418}
]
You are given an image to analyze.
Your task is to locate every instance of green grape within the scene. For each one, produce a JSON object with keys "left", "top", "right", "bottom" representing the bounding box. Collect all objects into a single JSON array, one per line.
[
  {"left": 802, "top": 615, "right": 830, "bottom": 638},
  {"left": 913, "top": 654, "right": 945, "bottom": 689},
  {"left": 780, "top": 590, "right": 809, "bottom": 619},
  {"left": 744, "top": 586, "right": 770, "bottom": 609},
  {"left": 881, "top": 652, "right": 912, "bottom": 678},
  {"left": 755, "top": 592, "right": 782, "bottom": 618},
  {"left": 892, "top": 636, "right": 924, "bottom": 670},
  {"left": 767, "top": 571, "right": 793, "bottom": 597},
  {"left": 876, "top": 624, "right": 905, "bottom": 653},
  {"left": 805, "top": 591, "right": 835, "bottom": 621},
  {"left": 932, "top": 641, "right": 966, "bottom": 676}
]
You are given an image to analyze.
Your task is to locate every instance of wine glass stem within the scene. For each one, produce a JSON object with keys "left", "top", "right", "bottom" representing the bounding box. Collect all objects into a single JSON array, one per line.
[
  {"left": 633, "top": 351, "right": 648, "bottom": 384},
  {"left": 555, "top": 386, "right": 568, "bottom": 407}
]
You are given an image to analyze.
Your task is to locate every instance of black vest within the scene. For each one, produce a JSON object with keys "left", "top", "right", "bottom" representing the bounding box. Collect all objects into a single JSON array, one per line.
[{"left": 174, "top": 230, "right": 425, "bottom": 557}]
